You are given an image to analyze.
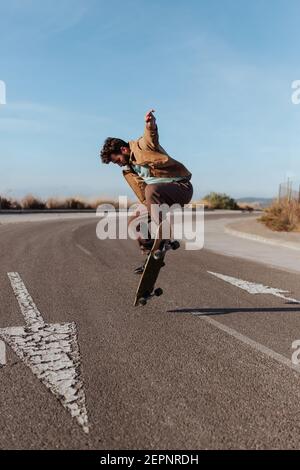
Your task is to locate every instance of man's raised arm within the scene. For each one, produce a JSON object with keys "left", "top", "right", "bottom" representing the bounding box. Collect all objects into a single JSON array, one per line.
[{"left": 143, "top": 109, "right": 159, "bottom": 150}]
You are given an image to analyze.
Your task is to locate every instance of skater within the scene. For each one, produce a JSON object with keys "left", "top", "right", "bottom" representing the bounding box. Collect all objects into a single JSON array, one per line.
[{"left": 100, "top": 109, "right": 193, "bottom": 273}]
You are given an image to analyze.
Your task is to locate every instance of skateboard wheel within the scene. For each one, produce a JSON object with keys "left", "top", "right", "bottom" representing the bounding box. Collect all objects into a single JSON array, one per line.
[
  {"left": 139, "top": 298, "right": 147, "bottom": 306},
  {"left": 154, "top": 250, "right": 163, "bottom": 260},
  {"left": 171, "top": 240, "right": 180, "bottom": 250},
  {"left": 154, "top": 288, "right": 163, "bottom": 297}
]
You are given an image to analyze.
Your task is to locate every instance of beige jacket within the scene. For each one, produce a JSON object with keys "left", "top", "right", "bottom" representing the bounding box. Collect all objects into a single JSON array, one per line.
[{"left": 123, "top": 124, "right": 192, "bottom": 203}]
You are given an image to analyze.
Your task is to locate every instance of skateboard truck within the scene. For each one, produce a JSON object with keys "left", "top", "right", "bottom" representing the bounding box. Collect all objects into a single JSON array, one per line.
[
  {"left": 138, "top": 288, "right": 164, "bottom": 306},
  {"left": 153, "top": 240, "right": 180, "bottom": 261}
]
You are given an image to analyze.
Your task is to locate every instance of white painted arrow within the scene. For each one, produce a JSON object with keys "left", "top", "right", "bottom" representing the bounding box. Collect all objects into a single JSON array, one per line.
[
  {"left": 0, "top": 273, "right": 89, "bottom": 434},
  {"left": 0, "top": 339, "right": 6, "bottom": 366},
  {"left": 208, "top": 271, "right": 300, "bottom": 304}
]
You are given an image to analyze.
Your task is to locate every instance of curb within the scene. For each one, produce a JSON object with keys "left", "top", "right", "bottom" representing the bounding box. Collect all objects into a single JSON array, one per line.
[{"left": 225, "top": 225, "right": 300, "bottom": 252}]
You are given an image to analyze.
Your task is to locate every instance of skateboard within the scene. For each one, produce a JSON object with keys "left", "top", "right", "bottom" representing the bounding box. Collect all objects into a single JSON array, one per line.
[{"left": 134, "top": 223, "right": 180, "bottom": 307}]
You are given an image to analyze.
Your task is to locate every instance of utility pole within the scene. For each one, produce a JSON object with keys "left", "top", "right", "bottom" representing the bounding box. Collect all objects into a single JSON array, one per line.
[
  {"left": 278, "top": 183, "right": 282, "bottom": 202},
  {"left": 287, "top": 178, "right": 292, "bottom": 203}
]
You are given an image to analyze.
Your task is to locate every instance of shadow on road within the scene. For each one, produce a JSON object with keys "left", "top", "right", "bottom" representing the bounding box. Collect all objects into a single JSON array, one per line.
[{"left": 168, "top": 306, "right": 300, "bottom": 316}]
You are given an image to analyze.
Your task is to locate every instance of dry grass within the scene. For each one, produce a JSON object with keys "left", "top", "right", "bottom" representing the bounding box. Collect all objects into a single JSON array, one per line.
[
  {"left": 0, "top": 196, "right": 21, "bottom": 210},
  {"left": 260, "top": 199, "right": 300, "bottom": 232},
  {"left": 21, "top": 194, "right": 46, "bottom": 210},
  {"left": 190, "top": 197, "right": 254, "bottom": 211},
  {"left": 0, "top": 194, "right": 130, "bottom": 211},
  {"left": 1, "top": 193, "right": 257, "bottom": 213},
  {"left": 46, "top": 197, "right": 90, "bottom": 210},
  {"left": 238, "top": 202, "right": 256, "bottom": 212},
  {"left": 189, "top": 199, "right": 214, "bottom": 210}
]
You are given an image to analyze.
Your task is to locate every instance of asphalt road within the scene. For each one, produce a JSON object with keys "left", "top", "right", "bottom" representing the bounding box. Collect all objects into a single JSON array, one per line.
[{"left": 1, "top": 214, "right": 300, "bottom": 450}]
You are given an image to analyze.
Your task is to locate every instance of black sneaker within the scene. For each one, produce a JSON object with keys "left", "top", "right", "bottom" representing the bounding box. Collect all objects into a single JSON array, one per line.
[
  {"left": 134, "top": 260, "right": 166, "bottom": 275},
  {"left": 140, "top": 239, "right": 154, "bottom": 252},
  {"left": 134, "top": 263, "right": 146, "bottom": 275}
]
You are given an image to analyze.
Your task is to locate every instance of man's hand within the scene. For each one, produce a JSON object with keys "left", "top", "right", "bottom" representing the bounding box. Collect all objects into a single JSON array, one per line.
[{"left": 145, "top": 109, "right": 156, "bottom": 130}]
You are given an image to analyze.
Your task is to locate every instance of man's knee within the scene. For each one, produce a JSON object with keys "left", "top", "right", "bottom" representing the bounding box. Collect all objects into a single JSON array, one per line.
[{"left": 145, "top": 185, "right": 159, "bottom": 205}]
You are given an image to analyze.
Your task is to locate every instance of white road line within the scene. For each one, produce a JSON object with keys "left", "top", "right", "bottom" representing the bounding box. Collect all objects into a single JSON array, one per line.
[
  {"left": 198, "top": 271, "right": 300, "bottom": 372},
  {"left": 0, "top": 273, "right": 89, "bottom": 434},
  {"left": 0, "top": 340, "right": 6, "bottom": 366},
  {"left": 208, "top": 271, "right": 300, "bottom": 304},
  {"left": 8, "top": 272, "right": 44, "bottom": 327},
  {"left": 196, "top": 315, "right": 300, "bottom": 374},
  {"left": 76, "top": 244, "right": 92, "bottom": 257}
]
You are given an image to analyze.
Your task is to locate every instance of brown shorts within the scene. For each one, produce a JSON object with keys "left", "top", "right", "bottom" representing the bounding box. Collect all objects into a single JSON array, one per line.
[
  {"left": 132, "top": 180, "right": 193, "bottom": 252},
  {"left": 145, "top": 180, "right": 193, "bottom": 219}
]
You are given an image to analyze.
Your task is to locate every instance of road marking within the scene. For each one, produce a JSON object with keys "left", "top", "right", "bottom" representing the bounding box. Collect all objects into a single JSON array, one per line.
[
  {"left": 199, "top": 315, "right": 300, "bottom": 374},
  {"left": 179, "top": 271, "right": 300, "bottom": 374},
  {"left": 8, "top": 272, "right": 45, "bottom": 327},
  {"left": 0, "top": 340, "right": 6, "bottom": 366},
  {"left": 0, "top": 273, "right": 89, "bottom": 434},
  {"left": 76, "top": 243, "right": 92, "bottom": 257},
  {"left": 208, "top": 271, "right": 300, "bottom": 304}
]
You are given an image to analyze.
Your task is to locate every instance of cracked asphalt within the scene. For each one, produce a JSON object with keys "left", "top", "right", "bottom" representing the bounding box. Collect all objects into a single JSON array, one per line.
[{"left": 1, "top": 213, "right": 300, "bottom": 449}]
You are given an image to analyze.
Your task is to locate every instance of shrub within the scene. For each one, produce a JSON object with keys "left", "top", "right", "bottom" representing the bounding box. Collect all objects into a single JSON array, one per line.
[
  {"left": 64, "top": 197, "right": 89, "bottom": 210},
  {"left": 260, "top": 199, "right": 300, "bottom": 232},
  {"left": 1, "top": 195, "right": 135, "bottom": 211},
  {"left": 46, "top": 197, "right": 68, "bottom": 210},
  {"left": 203, "top": 192, "right": 239, "bottom": 210},
  {"left": 0, "top": 196, "right": 13, "bottom": 210},
  {"left": 21, "top": 194, "right": 46, "bottom": 210},
  {"left": 0, "top": 195, "right": 26, "bottom": 210}
]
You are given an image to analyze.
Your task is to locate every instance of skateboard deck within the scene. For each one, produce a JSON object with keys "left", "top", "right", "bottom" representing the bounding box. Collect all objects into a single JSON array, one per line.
[
  {"left": 134, "top": 238, "right": 165, "bottom": 307},
  {"left": 134, "top": 223, "right": 180, "bottom": 307}
]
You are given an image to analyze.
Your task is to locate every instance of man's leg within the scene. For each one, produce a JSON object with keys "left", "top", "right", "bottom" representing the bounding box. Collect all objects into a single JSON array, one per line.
[
  {"left": 145, "top": 180, "right": 193, "bottom": 227},
  {"left": 127, "top": 205, "right": 153, "bottom": 254},
  {"left": 128, "top": 207, "right": 154, "bottom": 274},
  {"left": 132, "top": 181, "right": 193, "bottom": 273}
]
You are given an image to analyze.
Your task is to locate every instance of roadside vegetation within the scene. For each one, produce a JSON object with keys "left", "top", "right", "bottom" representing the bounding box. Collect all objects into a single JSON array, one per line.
[
  {"left": 0, "top": 194, "right": 121, "bottom": 211},
  {"left": 0, "top": 192, "right": 256, "bottom": 212},
  {"left": 200, "top": 192, "right": 240, "bottom": 210},
  {"left": 203, "top": 192, "right": 239, "bottom": 210},
  {"left": 260, "top": 199, "right": 300, "bottom": 232}
]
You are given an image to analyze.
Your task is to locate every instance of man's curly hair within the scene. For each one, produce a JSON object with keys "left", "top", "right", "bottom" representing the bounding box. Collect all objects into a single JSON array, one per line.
[{"left": 100, "top": 137, "right": 129, "bottom": 164}]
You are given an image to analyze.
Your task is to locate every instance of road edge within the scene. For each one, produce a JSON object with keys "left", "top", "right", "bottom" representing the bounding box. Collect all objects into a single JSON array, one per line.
[{"left": 225, "top": 225, "right": 300, "bottom": 252}]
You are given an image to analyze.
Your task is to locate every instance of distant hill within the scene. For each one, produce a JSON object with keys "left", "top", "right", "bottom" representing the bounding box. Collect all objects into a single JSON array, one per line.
[{"left": 237, "top": 197, "right": 274, "bottom": 209}]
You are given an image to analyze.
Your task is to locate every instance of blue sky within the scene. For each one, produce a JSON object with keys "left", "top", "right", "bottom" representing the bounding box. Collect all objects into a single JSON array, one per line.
[{"left": 0, "top": 0, "right": 300, "bottom": 200}]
